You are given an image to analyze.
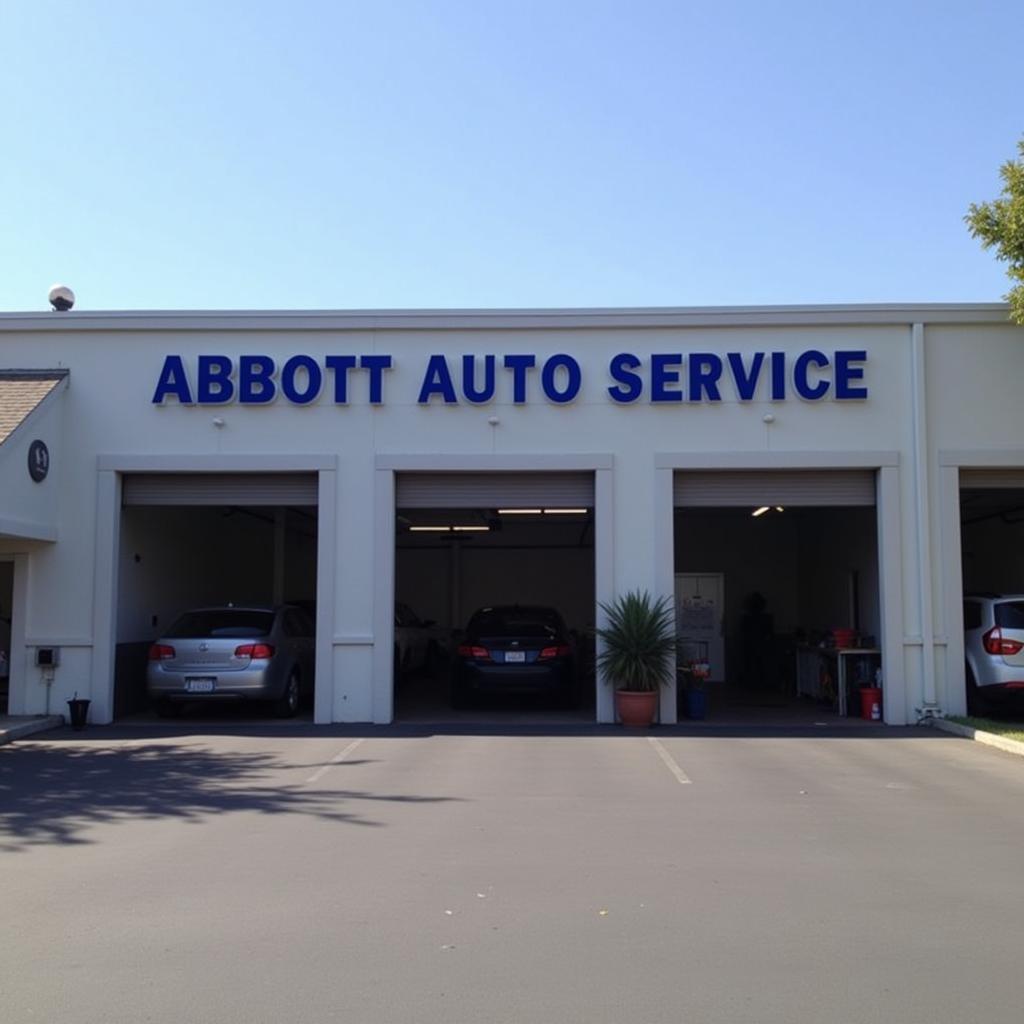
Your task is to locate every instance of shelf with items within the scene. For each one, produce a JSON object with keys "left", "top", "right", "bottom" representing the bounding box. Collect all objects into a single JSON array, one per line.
[{"left": 796, "top": 645, "right": 881, "bottom": 717}]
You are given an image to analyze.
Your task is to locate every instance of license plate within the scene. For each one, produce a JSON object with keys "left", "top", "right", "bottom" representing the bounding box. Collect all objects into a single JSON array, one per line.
[
  {"left": 185, "top": 677, "right": 216, "bottom": 693},
  {"left": 504, "top": 651, "right": 526, "bottom": 663}
]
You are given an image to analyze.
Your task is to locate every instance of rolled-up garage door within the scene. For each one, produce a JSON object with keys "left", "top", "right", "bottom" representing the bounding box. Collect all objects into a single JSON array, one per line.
[
  {"left": 959, "top": 469, "right": 1024, "bottom": 489},
  {"left": 122, "top": 473, "right": 319, "bottom": 506},
  {"left": 396, "top": 472, "right": 594, "bottom": 508},
  {"left": 674, "top": 469, "right": 875, "bottom": 507}
]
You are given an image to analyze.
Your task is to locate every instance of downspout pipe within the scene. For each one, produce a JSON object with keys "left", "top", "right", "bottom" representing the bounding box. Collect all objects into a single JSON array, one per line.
[{"left": 912, "top": 322, "right": 939, "bottom": 714}]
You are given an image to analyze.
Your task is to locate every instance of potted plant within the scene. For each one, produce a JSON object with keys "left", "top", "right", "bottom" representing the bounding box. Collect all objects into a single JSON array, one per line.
[{"left": 595, "top": 590, "right": 676, "bottom": 727}]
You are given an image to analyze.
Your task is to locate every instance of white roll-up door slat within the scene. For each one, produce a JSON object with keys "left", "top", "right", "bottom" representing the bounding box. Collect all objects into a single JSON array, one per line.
[
  {"left": 674, "top": 470, "right": 875, "bottom": 507},
  {"left": 960, "top": 469, "right": 1024, "bottom": 490},
  {"left": 396, "top": 472, "right": 594, "bottom": 508},
  {"left": 122, "top": 473, "right": 318, "bottom": 506}
]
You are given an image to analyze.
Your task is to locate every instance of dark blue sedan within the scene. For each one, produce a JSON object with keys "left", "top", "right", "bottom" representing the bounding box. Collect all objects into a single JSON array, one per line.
[{"left": 452, "top": 605, "right": 577, "bottom": 708}]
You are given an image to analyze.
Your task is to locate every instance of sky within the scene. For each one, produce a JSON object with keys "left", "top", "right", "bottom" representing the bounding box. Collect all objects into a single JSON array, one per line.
[{"left": 1, "top": 0, "right": 1021, "bottom": 312}]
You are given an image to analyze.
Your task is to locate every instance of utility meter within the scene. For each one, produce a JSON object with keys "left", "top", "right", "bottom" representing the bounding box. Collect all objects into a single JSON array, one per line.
[{"left": 35, "top": 647, "right": 60, "bottom": 668}]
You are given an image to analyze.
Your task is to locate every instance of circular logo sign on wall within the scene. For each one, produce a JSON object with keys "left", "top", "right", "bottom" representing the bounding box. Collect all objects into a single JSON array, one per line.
[{"left": 28, "top": 440, "right": 50, "bottom": 482}]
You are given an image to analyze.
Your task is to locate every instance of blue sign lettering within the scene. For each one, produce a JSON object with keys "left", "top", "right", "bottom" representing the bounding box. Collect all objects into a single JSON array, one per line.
[
  {"left": 793, "top": 350, "right": 830, "bottom": 400},
  {"left": 727, "top": 352, "right": 764, "bottom": 401},
  {"left": 239, "top": 355, "right": 276, "bottom": 404},
  {"left": 541, "top": 354, "right": 581, "bottom": 403},
  {"left": 834, "top": 350, "right": 868, "bottom": 399},
  {"left": 650, "top": 354, "right": 683, "bottom": 403},
  {"left": 152, "top": 355, "right": 194, "bottom": 404},
  {"left": 463, "top": 354, "right": 496, "bottom": 404},
  {"left": 688, "top": 353, "right": 723, "bottom": 403},
  {"left": 197, "top": 355, "right": 234, "bottom": 404},
  {"left": 151, "top": 349, "right": 869, "bottom": 406},
  {"left": 607, "top": 353, "right": 643, "bottom": 403},
  {"left": 503, "top": 355, "right": 536, "bottom": 404}
]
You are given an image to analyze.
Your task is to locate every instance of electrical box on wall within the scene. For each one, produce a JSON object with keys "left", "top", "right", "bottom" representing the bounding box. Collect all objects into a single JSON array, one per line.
[{"left": 35, "top": 647, "right": 60, "bottom": 668}]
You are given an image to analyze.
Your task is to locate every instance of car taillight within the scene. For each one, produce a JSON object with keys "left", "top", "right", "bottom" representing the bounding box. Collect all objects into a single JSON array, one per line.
[
  {"left": 538, "top": 644, "right": 571, "bottom": 661},
  {"left": 982, "top": 627, "right": 1024, "bottom": 656},
  {"left": 234, "top": 643, "right": 275, "bottom": 659},
  {"left": 148, "top": 644, "right": 175, "bottom": 661},
  {"left": 457, "top": 644, "right": 491, "bottom": 661}
]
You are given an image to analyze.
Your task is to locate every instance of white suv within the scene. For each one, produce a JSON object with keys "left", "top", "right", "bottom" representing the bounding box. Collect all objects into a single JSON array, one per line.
[{"left": 963, "top": 594, "right": 1024, "bottom": 713}]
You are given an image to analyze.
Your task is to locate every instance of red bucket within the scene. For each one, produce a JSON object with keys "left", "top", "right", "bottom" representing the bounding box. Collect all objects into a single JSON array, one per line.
[{"left": 859, "top": 686, "right": 882, "bottom": 721}]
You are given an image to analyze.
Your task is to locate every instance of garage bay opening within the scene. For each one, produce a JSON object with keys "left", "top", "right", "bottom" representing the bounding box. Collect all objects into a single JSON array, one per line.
[
  {"left": 394, "top": 472, "right": 596, "bottom": 722},
  {"left": 0, "top": 560, "right": 12, "bottom": 713},
  {"left": 114, "top": 473, "right": 319, "bottom": 721},
  {"left": 959, "top": 471, "right": 1024, "bottom": 717},
  {"left": 674, "top": 470, "right": 881, "bottom": 723}
]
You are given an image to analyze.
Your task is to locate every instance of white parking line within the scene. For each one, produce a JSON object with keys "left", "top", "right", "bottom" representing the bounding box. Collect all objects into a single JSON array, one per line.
[
  {"left": 647, "top": 736, "right": 692, "bottom": 784},
  {"left": 305, "top": 738, "right": 365, "bottom": 784}
]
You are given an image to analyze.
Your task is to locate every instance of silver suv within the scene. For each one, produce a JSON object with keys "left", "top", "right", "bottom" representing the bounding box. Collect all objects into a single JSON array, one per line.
[{"left": 963, "top": 594, "right": 1024, "bottom": 713}]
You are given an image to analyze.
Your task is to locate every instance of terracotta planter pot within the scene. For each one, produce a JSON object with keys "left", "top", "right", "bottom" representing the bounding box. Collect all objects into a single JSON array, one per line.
[{"left": 614, "top": 689, "right": 659, "bottom": 728}]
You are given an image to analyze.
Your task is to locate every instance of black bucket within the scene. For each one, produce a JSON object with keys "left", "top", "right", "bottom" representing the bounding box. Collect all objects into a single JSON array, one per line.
[{"left": 67, "top": 698, "right": 90, "bottom": 730}]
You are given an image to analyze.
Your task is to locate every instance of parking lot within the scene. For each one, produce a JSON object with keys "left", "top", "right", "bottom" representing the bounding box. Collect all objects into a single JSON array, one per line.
[{"left": 2, "top": 724, "right": 1023, "bottom": 1023}]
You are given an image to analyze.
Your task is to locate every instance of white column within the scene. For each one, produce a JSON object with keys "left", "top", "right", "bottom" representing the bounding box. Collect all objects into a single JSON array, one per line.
[
  {"left": 910, "top": 322, "right": 939, "bottom": 714},
  {"left": 594, "top": 465, "right": 616, "bottom": 723},
  {"left": 313, "top": 469, "right": 337, "bottom": 725},
  {"left": 90, "top": 470, "right": 120, "bottom": 724},
  {"left": 653, "top": 465, "right": 676, "bottom": 724},
  {"left": 876, "top": 465, "right": 907, "bottom": 725},
  {"left": 372, "top": 466, "right": 396, "bottom": 724}
]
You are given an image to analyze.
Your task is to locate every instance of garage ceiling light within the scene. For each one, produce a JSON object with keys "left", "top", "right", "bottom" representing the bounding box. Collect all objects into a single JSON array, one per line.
[
  {"left": 752, "top": 506, "right": 770, "bottom": 517},
  {"left": 452, "top": 525, "right": 490, "bottom": 532},
  {"left": 496, "top": 507, "right": 589, "bottom": 516},
  {"left": 410, "top": 525, "right": 451, "bottom": 532}
]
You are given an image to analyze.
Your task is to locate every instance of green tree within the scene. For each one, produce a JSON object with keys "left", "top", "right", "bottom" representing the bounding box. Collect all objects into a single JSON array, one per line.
[{"left": 965, "top": 136, "right": 1024, "bottom": 324}]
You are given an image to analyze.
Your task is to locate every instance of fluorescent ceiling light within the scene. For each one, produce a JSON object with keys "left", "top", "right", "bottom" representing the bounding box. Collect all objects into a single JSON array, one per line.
[
  {"left": 542, "top": 508, "right": 589, "bottom": 515},
  {"left": 452, "top": 525, "right": 490, "bottom": 532},
  {"left": 498, "top": 508, "right": 542, "bottom": 515},
  {"left": 775, "top": 506, "right": 785, "bottom": 512},
  {"left": 752, "top": 506, "right": 770, "bottom": 517},
  {"left": 410, "top": 526, "right": 451, "bottom": 532}
]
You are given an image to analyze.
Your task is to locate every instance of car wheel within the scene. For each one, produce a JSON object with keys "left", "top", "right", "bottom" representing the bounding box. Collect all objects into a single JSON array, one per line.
[
  {"left": 425, "top": 641, "right": 444, "bottom": 679},
  {"left": 965, "top": 665, "right": 984, "bottom": 716},
  {"left": 154, "top": 699, "right": 183, "bottom": 718},
  {"left": 274, "top": 671, "right": 301, "bottom": 718},
  {"left": 451, "top": 678, "right": 471, "bottom": 710},
  {"left": 558, "top": 680, "right": 578, "bottom": 710}
]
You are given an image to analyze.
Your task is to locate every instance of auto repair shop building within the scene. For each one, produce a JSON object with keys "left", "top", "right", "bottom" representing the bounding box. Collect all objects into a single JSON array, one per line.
[{"left": 1, "top": 304, "right": 1022, "bottom": 726}]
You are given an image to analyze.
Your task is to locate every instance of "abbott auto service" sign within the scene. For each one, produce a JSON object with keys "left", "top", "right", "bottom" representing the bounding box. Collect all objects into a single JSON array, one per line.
[{"left": 152, "top": 349, "right": 868, "bottom": 406}]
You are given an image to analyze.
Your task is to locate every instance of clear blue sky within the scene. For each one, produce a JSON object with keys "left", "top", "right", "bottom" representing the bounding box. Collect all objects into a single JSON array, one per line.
[{"left": 2, "top": 1, "right": 1020, "bottom": 311}]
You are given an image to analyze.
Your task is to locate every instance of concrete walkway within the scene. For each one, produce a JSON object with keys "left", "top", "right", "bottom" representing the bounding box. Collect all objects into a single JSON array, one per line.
[{"left": 0, "top": 714, "right": 64, "bottom": 745}]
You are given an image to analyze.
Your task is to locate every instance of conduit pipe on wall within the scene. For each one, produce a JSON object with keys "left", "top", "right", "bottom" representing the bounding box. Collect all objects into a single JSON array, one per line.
[{"left": 911, "top": 323, "right": 939, "bottom": 713}]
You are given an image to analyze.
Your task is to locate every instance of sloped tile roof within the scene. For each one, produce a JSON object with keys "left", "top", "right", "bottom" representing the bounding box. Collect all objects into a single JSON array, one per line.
[{"left": 0, "top": 372, "right": 67, "bottom": 446}]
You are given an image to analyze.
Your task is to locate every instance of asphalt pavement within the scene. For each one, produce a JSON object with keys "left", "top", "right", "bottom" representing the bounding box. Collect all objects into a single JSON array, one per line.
[{"left": 2, "top": 723, "right": 1023, "bottom": 1023}]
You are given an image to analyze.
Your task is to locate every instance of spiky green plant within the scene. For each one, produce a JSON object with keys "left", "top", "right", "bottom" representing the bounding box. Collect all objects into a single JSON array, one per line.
[{"left": 595, "top": 590, "right": 677, "bottom": 692}]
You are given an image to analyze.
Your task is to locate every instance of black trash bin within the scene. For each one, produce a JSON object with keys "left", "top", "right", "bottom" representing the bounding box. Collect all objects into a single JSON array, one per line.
[{"left": 67, "top": 698, "right": 90, "bottom": 730}]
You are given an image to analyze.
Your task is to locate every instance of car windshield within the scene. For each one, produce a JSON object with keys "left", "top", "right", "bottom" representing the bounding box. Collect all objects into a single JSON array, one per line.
[
  {"left": 994, "top": 601, "right": 1024, "bottom": 629},
  {"left": 468, "top": 608, "right": 562, "bottom": 638},
  {"left": 165, "top": 610, "right": 274, "bottom": 639}
]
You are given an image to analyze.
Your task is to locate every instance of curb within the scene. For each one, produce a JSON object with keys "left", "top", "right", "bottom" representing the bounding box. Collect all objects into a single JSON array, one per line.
[
  {"left": 0, "top": 715, "right": 65, "bottom": 746},
  {"left": 929, "top": 717, "right": 1024, "bottom": 759}
]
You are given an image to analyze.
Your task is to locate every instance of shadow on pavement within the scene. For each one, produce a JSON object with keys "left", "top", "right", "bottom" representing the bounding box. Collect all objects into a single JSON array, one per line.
[{"left": 0, "top": 739, "right": 458, "bottom": 851}]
